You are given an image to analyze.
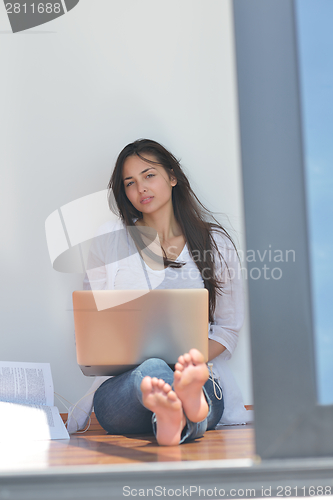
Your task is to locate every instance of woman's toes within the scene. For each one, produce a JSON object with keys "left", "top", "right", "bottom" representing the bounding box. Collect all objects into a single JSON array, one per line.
[
  {"left": 141, "top": 376, "right": 152, "bottom": 392},
  {"left": 151, "top": 377, "right": 159, "bottom": 388},
  {"left": 177, "top": 355, "right": 185, "bottom": 365},
  {"left": 167, "top": 390, "right": 178, "bottom": 402},
  {"left": 189, "top": 348, "right": 205, "bottom": 364},
  {"left": 162, "top": 382, "right": 172, "bottom": 393},
  {"left": 174, "top": 362, "right": 184, "bottom": 372},
  {"left": 183, "top": 353, "right": 191, "bottom": 364},
  {"left": 157, "top": 378, "right": 165, "bottom": 390}
]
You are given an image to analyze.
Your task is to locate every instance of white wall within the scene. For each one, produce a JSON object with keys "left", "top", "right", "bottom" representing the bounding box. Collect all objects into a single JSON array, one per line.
[{"left": 0, "top": 0, "right": 252, "bottom": 411}]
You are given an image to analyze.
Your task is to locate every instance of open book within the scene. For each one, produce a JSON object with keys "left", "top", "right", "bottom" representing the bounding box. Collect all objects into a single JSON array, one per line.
[{"left": 0, "top": 361, "right": 69, "bottom": 442}]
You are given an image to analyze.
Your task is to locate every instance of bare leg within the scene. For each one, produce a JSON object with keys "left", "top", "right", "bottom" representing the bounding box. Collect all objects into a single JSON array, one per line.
[
  {"left": 173, "top": 348, "right": 209, "bottom": 423},
  {"left": 140, "top": 377, "right": 186, "bottom": 446}
]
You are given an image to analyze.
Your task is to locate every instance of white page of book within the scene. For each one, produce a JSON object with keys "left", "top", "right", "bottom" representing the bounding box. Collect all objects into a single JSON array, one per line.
[
  {"left": 0, "top": 361, "right": 54, "bottom": 407},
  {"left": 0, "top": 441, "right": 51, "bottom": 471},
  {"left": 0, "top": 402, "right": 70, "bottom": 442}
]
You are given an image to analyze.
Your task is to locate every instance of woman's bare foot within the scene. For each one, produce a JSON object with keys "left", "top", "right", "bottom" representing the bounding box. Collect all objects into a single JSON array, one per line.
[
  {"left": 173, "top": 348, "right": 209, "bottom": 423},
  {"left": 140, "top": 376, "right": 186, "bottom": 446}
]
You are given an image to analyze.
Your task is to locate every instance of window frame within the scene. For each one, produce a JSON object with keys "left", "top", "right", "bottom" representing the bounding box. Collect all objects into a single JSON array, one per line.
[{"left": 232, "top": 0, "right": 333, "bottom": 459}]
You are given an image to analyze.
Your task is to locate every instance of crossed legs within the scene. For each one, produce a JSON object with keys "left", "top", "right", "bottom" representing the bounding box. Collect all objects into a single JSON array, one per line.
[
  {"left": 140, "top": 349, "right": 209, "bottom": 445},
  {"left": 93, "top": 349, "right": 221, "bottom": 446}
]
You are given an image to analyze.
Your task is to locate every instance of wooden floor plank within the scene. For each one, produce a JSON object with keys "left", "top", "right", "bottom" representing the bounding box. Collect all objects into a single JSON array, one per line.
[
  {"left": 45, "top": 426, "right": 254, "bottom": 467},
  {"left": 0, "top": 413, "right": 254, "bottom": 471}
]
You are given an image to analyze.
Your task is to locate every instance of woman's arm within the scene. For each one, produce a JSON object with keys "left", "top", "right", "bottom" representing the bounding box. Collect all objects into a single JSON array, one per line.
[
  {"left": 208, "top": 231, "right": 245, "bottom": 361},
  {"left": 208, "top": 339, "right": 226, "bottom": 361},
  {"left": 83, "top": 220, "right": 123, "bottom": 290},
  {"left": 83, "top": 237, "right": 107, "bottom": 290}
]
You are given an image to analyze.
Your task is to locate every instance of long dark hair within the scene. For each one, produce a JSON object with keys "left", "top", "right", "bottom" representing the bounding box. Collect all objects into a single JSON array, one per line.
[{"left": 108, "top": 139, "right": 237, "bottom": 323}]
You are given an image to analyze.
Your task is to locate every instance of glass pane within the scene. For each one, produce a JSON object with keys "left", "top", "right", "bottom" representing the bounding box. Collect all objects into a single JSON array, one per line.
[{"left": 295, "top": 0, "right": 333, "bottom": 404}]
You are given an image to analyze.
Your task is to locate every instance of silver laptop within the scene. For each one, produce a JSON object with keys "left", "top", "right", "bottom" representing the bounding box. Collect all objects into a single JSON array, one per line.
[{"left": 73, "top": 289, "right": 209, "bottom": 376}]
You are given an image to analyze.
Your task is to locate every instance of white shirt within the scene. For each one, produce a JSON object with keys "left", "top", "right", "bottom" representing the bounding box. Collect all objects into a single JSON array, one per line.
[{"left": 67, "top": 219, "right": 252, "bottom": 433}]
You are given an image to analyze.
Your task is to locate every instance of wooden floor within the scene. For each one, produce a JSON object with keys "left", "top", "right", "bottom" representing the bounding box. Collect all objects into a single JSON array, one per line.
[
  {"left": 3, "top": 410, "right": 333, "bottom": 500},
  {"left": 0, "top": 413, "right": 254, "bottom": 471},
  {"left": 3, "top": 417, "right": 333, "bottom": 500}
]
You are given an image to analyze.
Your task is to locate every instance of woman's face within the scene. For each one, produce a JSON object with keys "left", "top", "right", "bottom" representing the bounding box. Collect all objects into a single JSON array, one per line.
[{"left": 122, "top": 153, "right": 177, "bottom": 214}]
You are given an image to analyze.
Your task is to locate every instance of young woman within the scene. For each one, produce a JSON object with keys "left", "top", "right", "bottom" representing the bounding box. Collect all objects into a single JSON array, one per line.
[{"left": 68, "top": 139, "right": 246, "bottom": 445}]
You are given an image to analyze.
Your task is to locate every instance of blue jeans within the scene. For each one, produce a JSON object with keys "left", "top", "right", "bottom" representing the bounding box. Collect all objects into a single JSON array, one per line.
[{"left": 93, "top": 358, "right": 224, "bottom": 444}]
